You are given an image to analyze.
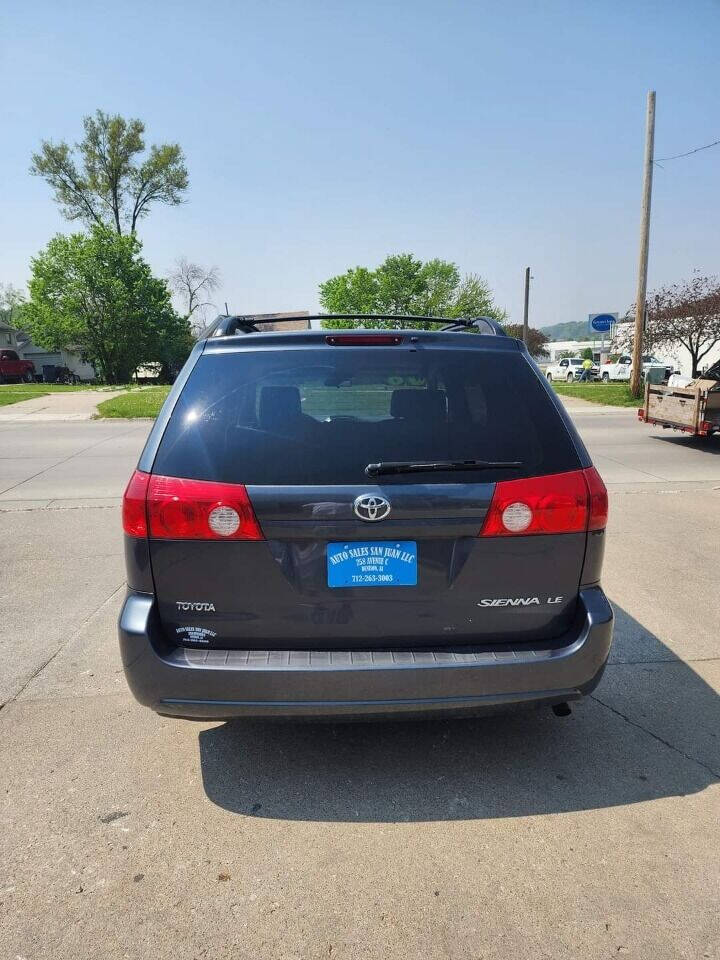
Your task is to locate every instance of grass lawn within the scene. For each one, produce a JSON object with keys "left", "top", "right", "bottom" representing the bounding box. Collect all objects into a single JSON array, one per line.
[
  {"left": 0, "top": 390, "right": 46, "bottom": 407},
  {"left": 551, "top": 382, "right": 640, "bottom": 407},
  {"left": 96, "top": 386, "right": 172, "bottom": 418},
  {"left": 0, "top": 382, "right": 95, "bottom": 407}
]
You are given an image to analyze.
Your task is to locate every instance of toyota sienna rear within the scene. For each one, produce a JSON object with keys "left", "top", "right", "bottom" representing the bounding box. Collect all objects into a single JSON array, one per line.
[{"left": 119, "top": 315, "right": 613, "bottom": 720}]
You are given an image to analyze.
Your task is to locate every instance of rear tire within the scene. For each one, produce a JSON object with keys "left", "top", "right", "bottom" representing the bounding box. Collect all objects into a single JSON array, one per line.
[
  {"left": 546, "top": 372, "right": 553, "bottom": 382},
  {"left": 566, "top": 373, "right": 574, "bottom": 383},
  {"left": 602, "top": 372, "right": 610, "bottom": 382},
  {"left": 23, "top": 370, "right": 34, "bottom": 383}
]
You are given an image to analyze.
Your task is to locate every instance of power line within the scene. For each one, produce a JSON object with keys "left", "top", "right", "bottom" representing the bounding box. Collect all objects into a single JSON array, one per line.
[{"left": 655, "top": 138, "right": 720, "bottom": 162}]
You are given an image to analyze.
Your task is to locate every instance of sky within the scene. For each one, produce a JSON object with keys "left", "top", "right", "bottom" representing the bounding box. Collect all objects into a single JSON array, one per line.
[{"left": 1, "top": 0, "right": 719, "bottom": 329}]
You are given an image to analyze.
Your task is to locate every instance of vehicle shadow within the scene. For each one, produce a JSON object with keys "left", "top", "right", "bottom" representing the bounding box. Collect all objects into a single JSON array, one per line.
[
  {"left": 651, "top": 433, "right": 720, "bottom": 454},
  {"left": 198, "top": 604, "right": 719, "bottom": 821}
]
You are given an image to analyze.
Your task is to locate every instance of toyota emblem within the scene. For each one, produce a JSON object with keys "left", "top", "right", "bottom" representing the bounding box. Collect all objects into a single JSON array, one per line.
[{"left": 353, "top": 494, "right": 391, "bottom": 522}]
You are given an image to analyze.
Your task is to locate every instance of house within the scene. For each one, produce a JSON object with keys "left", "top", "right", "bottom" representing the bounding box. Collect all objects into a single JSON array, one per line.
[
  {"left": 249, "top": 312, "right": 311, "bottom": 331},
  {"left": 15, "top": 331, "right": 96, "bottom": 381},
  {"left": 0, "top": 321, "right": 19, "bottom": 350}
]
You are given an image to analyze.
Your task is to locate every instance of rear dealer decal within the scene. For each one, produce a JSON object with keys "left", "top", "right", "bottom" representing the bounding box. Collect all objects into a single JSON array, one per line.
[
  {"left": 176, "top": 626, "right": 217, "bottom": 644},
  {"left": 478, "top": 596, "right": 564, "bottom": 607}
]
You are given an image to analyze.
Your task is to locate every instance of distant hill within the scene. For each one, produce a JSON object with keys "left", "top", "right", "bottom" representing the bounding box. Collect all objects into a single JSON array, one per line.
[{"left": 539, "top": 320, "right": 591, "bottom": 342}]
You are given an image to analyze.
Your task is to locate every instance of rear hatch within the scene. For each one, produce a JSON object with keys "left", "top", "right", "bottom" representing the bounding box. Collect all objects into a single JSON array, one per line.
[{"left": 145, "top": 336, "right": 597, "bottom": 650}]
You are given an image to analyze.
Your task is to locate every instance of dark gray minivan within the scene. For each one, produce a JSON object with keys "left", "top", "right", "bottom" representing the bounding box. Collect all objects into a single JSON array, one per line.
[{"left": 119, "top": 315, "right": 612, "bottom": 720}]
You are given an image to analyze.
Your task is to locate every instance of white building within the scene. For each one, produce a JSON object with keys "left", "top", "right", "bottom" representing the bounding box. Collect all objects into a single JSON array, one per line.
[{"left": 544, "top": 339, "right": 609, "bottom": 362}]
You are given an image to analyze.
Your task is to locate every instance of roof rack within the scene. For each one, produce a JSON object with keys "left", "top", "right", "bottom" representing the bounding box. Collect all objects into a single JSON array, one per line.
[{"left": 202, "top": 313, "right": 507, "bottom": 338}]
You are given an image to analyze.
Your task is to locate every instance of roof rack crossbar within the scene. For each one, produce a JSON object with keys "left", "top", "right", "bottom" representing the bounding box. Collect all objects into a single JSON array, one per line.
[{"left": 202, "top": 313, "right": 507, "bottom": 339}]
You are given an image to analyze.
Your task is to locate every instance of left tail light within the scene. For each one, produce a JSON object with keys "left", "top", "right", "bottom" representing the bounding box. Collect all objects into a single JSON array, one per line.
[{"left": 122, "top": 472, "right": 264, "bottom": 541}]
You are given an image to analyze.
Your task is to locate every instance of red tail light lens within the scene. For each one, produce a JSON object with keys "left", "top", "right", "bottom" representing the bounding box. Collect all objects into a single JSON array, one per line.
[
  {"left": 480, "top": 468, "right": 607, "bottom": 537},
  {"left": 584, "top": 466, "right": 608, "bottom": 531},
  {"left": 122, "top": 470, "right": 150, "bottom": 537},
  {"left": 146, "top": 475, "right": 264, "bottom": 540}
]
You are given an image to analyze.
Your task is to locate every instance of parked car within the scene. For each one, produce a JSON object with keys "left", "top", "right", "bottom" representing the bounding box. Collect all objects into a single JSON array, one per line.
[
  {"left": 120, "top": 314, "right": 612, "bottom": 721},
  {"left": 545, "top": 357, "right": 598, "bottom": 382},
  {"left": 0, "top": 349, "right": 35, "bottom": 384},
  {"left": 599, "top": 354, "right": 674, "bottom": 383}
]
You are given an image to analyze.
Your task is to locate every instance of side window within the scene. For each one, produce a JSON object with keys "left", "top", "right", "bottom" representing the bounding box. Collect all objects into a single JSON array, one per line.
[{"left": 560, "top": 359, "right": 568, "bottom": 367}]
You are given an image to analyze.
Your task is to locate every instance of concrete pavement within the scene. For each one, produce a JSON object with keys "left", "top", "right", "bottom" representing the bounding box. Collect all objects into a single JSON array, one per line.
[
  {"left": 0, "top": 388, "right": 125, "bottom": 422},
  {"left": 1, "top": 408, "right": 718, "bottom": 960}
]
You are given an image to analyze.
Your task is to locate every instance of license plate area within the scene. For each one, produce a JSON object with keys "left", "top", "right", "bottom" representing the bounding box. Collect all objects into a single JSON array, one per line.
[{"left": 327, "top": 541, "right": 417, "bottom": 588}]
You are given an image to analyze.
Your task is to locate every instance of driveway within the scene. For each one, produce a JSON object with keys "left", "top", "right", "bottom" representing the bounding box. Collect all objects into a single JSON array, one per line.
[
  {"left": 1, "top": 410, "right": 718, "bottom": 960},
  {"left": 0, "top": 388, "right": 126, "bottom": 422}
]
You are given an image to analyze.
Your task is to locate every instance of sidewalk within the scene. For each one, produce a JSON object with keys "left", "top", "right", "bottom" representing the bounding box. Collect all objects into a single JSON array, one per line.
[
  {"left": 557, "top": 394, "right": 636, "bottom": 415},
  {"left": 0, "top": 389, "right": 124, "bottom": 422}
]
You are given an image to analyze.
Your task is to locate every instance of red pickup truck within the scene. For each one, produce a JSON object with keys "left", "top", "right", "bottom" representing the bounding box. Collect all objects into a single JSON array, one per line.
[{"left": 0, "top": 349, "right": 35, "bottom": 383}]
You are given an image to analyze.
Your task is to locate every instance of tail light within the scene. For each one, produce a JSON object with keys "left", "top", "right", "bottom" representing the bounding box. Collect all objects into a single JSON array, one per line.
[
  {"left": 584, "top": 466, "right": 608, "bottom": 531},
  {"left": 122, "top": 472, "right": 264, "bottom": 540},
  {"left": 480, "top": 468, "right": 607, "bottom": 537},
  {"left": 122, "top": 470, "right": 150, "bottom": 537}
]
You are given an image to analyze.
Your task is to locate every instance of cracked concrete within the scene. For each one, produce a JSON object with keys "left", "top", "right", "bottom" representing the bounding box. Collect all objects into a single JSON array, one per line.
[{"left": 1, "top": 414, "right": 718, "bottom": 960}]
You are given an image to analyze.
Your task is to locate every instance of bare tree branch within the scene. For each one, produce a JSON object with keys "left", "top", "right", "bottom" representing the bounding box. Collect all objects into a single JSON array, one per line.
[
  {"left": 623, "top": 275, "right": 720, "bottom": 376},
  {"left": 168, "top": 258, "right": 221, "bottom": 333}
]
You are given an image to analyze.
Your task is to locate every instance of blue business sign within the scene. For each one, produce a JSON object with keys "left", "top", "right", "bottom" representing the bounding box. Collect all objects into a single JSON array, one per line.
[{"left": 588, "top": 313, "right": 618, "bottom": 334}]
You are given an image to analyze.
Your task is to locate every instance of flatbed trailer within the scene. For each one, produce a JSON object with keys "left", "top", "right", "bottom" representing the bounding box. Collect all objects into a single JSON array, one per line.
[{"left": 637, "top": 361, "right": 720, "bottom": 437}]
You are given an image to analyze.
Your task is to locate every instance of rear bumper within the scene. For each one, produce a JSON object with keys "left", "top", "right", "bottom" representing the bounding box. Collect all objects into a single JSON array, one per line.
[{"left": 119, "top": 588, "right": 613, "bottom": 720}]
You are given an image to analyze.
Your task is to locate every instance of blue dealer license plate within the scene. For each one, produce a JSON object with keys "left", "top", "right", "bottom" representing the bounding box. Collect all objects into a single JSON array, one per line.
[{"left": 327, "top": 541, "right": 418, "bottom": 588}]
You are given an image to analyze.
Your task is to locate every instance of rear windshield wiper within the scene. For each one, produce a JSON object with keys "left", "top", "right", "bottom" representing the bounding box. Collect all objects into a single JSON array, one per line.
[{"left": 365, "top": 459, "right": 524, "bottom": 477}]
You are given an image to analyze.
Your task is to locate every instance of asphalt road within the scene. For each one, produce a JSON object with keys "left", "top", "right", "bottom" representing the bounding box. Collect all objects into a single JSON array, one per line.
[{"left": 1, "top": 407, "right": 719, "bottom": 960}]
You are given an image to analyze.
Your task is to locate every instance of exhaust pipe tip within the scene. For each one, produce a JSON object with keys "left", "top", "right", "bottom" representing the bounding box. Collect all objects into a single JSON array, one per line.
[{"left": 552, "top": 702, "right": 572, "bottom": 718}]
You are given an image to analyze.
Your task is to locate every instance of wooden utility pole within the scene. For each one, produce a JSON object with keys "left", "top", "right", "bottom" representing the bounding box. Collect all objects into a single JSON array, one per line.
[
  {"left": 522, "top": 267, "right": 531, "bottom": 346},
  {"left": 630, "top": 91, "right": 656, "bottom": 397}
]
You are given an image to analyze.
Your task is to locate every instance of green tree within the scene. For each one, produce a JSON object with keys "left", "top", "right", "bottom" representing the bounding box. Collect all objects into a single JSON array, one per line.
[
  {"left": 30, "top": 110, "right": 188, "bottom": 235},
  {"left": 503, "top": 324, "right": 550, "bottom": 359},
  {"left": 581, "top": 346, "right": 594, "bottom": 360},
  {"left": 375, "top": 254, "right": 426, "bottom": 315},
  {"left": 319, "top": 254, "right": 505, "bottom": 328},
  {"left": 448, "top": 273, "right": 506, "bottom": 321},
  {"left": 23, "top": 227, "right": 191, "bottom": 383},
  {"left": 318, "top": 266, "right": 378, "bottom": 316}
]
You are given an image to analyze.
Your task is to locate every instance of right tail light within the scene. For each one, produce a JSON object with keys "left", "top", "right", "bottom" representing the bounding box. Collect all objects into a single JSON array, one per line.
[{"left": 479, "top": 468, "right": 607, "bottom": 537}]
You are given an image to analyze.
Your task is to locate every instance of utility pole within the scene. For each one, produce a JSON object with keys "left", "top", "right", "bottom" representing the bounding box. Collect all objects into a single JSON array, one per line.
[
  {"left": 522, "top": 267, "right": 531, "bottom": 346},
  {"left": 630, "top": 90, "right": 656, "bottom": 397}
]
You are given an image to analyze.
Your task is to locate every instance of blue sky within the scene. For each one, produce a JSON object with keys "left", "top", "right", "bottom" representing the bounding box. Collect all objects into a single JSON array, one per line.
[{"left": 1, "top": 0, "right": 718, "bottom": 328}]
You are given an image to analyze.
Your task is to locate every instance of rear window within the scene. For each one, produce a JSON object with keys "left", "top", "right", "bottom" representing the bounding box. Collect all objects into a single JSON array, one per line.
[{"left": 152, "top": 347, "right": 581, "bottom": 484}]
